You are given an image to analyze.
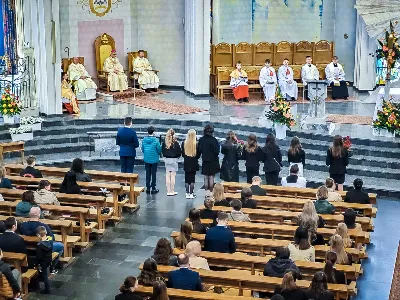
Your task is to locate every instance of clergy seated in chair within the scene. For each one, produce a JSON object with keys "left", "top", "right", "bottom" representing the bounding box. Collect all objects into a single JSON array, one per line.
[
  {"left": 278, "top": 58, "right": 298, "bottom": 101},
  {"left": 133, "top": 50, "right": 160, "bottom": 93},
  {"left": 61, "top": 72, "right": 80, "bottom": 115},
  {"left": 67, "top": 57, "right": 97, "bottom": 100},
  {"left": 325, "top": 56, "right": 349, "bottom": 100},
  {"left": 103, "top": 50, "right": 129, "bottom": 92}
]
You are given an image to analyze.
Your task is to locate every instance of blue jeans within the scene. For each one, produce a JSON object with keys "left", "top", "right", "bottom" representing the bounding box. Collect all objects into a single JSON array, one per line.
[
  {"left": 145, "top": 162, "right": 158, "bottom": 190},
  {"left": 39, "top": 266, "right": 50, "bottom": 293},
  {"left": 120, "top": 156, "right": 135, "bottom": 173},
  {"left": 52, "top": 242, "right": 64, "bottom": 267}
]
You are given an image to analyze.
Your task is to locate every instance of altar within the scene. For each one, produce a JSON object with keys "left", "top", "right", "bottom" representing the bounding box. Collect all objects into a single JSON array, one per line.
[{"left": 373, "top": 87, "right": 400, "bottom": 120}]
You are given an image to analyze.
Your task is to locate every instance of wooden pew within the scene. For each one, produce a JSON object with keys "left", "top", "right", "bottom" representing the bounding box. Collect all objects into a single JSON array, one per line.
[
  {"left": 0, "top": 142, "right": 24, "bottom": 165},
  {"left": 199, "top": 205, "right": 373, "bottom": 231},
  {"left": 139, "top": 264, "right": 355, "bottom": 299},
  {"left": 172, "top": 249, "right": 361, "bottom": 281},
  {"left": 222, "top": 182, "right": 377, "bottom": 205},
  {"left": 4, "top": 175, "right": 124, "bottom": 219},
  {"left": 136, "top": 286, "right": 255, "bottom": 300},
  {"left": 4, "top": 164, "right": 141, "bottom": 205},
  {"left": 171, "top": 232, "right": 366, "bottom": 262},
  {"left": 224, "top": 193, "right": 377, "bottom": 217}
]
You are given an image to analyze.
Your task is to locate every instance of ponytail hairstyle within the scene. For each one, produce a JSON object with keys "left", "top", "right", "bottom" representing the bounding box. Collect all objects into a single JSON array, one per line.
[
  {"left": 245, "top": 134, "right": 258, "bottom": 153},
  {"left": 323, "top": 251, "right": 338, "bottom": 283},
  {"left": 119, "top": 276, "right": 137, "bottom": 293},
  {"left": 165, "top": 129, "right": 176, "bottom": 149},
  {"left": 175, "top": 221, "right": 192, "bottom": 249}
]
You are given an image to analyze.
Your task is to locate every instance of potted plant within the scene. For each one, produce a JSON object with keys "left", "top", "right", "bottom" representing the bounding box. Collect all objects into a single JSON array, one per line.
[
  {"left": 20, "top": 116, "right": 44, "bottom": 131},
  {"left": 9, "top": 126, "right": 33, "bottom": 141},
  {"left": 372, "top": 100, "right": 399, "bottom": 138},
  {"left": 0, "top": 88, "right": 22, "bottom": 124},
  {"left": 265, "top": 88, "right": 296, "bottom": 140}
]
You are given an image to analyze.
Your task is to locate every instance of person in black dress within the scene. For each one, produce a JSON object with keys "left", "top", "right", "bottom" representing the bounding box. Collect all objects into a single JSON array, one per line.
[
  {"left": 344, "top": 178, "right": 370, "bottom": 204},
  {"left": 115, "top": 276, "right": 142, "bottom": 300},
  {"left": 305, "top": 271, "right": 335, "bottom": 300},
  {"left": 182, "top": 129, "right": 200, "bottom": 199},
  {"left": 287, "top": 136, "right": 305, "bottom": 177},
  {"left": 220, "top": 131, "right": 241, "bottom": 182},
  {"left": 241, "top": 134, "right": 265, "bottom": 183},
  {"left": 262, "top": 133, "right": 282, "bottom": 186},
  {"left": 326, "top": 135, "right": 348, "bottom": 191},
  {"left": 323, "top": 251, "right": 346, "bottom": 285},
  {"left": 198, "top": 124, "right": 220, "bottom": 192}
]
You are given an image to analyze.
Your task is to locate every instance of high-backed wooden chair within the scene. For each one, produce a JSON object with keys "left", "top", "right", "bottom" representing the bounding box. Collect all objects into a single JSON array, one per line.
[
  {"left": 313, "top": 40, "right": 334, "bottom": 65},
  {"left": 94, "top": 33, "right": 116, "bottom": 91},
  {"left": 211, "top": 43, "right": 234, "bottom": 95},
  {"left": 274, "top": 41, "right": 293, "bottom": 66},
  {"left": 254, "top": 42, "right": 274, "bottom": 66},
  {"left": 293, "top": 41, "right": 313, "bottom": 65},
  {"left": 62, "top": 57, "right": 85, "bottom": 73},
  {"left": 233, "top": 42, "right": 253, "bottom": 66},
  {"left": 127, "top": 51, "right": 159, "bottom": 89}
]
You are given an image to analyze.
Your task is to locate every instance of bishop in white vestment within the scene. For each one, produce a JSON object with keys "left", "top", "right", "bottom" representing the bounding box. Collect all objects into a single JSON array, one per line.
[
  {"left": 278, "top": 59, "right": 298, "bottom": 100},
  {"left": 133, "top": 50, "right": 160, "bottom": 92},
  {"left": 325, "top": 56, "right": 349, "bottom": 100},
  {"left": 67, "top": 57, "right": 97, "bottom": 100},
  {"left": 259, "top": 59, "right": 277, "bottom": 102},
  {"left": 103, "top": 50, "right": 129, "bottom": 92}
]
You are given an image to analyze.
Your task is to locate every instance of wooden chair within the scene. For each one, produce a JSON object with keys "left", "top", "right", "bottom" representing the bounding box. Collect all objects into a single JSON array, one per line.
[
  {"left": 62, "top": 57, "right": 85, "bottom": 73},
  {"left": 253, "top": 42, "right": 274, "bottom": 66},
  {"left": 94, "top": 33, "right": 116, "bottom": 91},
  {"left": 274, "top": 41, "right": 293, "bottom": 66},
  {"left": 211, "top": 43, "right": 234, "bottom": 95},
  {"left": 233, "top": 42, "right": 253, "bottom": 66},
  {"left": 0, "top": 142, "right": 24, "bottom": 165},
  {"left": 313, "top": 40, "right": 334, "bottom": 65},
  {"left": 293, "top": 41, "right": 313, "bottom": 65},
  {"left": 216, "top": 68, "right": 232, "bottom": 100}
]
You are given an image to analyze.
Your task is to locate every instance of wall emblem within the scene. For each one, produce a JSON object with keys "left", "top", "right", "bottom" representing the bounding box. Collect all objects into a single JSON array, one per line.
[{"left": 78, "top": 0, "right": 122, "bottom": 17}]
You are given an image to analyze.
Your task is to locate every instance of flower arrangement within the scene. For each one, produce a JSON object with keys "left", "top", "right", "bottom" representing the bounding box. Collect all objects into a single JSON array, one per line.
[
  {"left": 342, "top": 136, "right": 352, "bottom": 150},
  {"left": 20, "top": 116, "right": 44, "bottom": 125},
  {"left": 376, "top": 21, "right": 400, "bottom": 69},
  {"left": 265, "top": 87, "right": 296, "bottom": 129},
  {"left": 9, "top": 125, "right": 33, "bottom": 135},
  {"left": 372, "top": 99, "right": 400, "bottom": 133},
  {"left": 0, "top": 88, "right": 22, "bottom": 116}
]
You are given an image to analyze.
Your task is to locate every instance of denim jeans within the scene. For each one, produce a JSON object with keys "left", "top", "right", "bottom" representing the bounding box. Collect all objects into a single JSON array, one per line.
[
  {"left": 145, "top": 162, "right": 158, "bottom": 189},
  {"left": 120, "top": 156, "right": 135, "bottom": 173},
  {"left": 39, "top": 266, "right": 50, "bottom": 293},
  {"left": 52, "top": 242, "right": 64, "bottom": 267}
]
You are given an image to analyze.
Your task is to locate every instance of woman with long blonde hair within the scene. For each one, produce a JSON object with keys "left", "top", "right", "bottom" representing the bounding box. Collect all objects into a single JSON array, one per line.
[
  {"left": 335, "top": 223, "right": 353, "bottom": 248},
  {"left": 162, "top": 129, "right": 181, "bottom": 196},
  {"left": 212, "top": 183, "right": 230, "bottom": 206},
  {"left": 329, "top": 234, "right": 351, "bottom": 265},
  {"left": 181, "top": 129, "right": 199, "bottom": 199}
]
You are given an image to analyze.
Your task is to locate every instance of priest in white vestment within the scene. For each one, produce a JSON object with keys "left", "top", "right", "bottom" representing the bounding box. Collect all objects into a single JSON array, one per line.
[
  {"left": 301, "top": 56, "right": 319, "bottom": 99},
  {"left": 67, "top": 57, "right": 97, "bottom": 100},
  {"left": 325, "top": 56, "right": 349, "bottom": 100},
  {"left": 103, "top": 50, "right": 129, "bottom": 92},
  {"left": 133, "top": 50, "right": 160, "bottom": 92},
  {"left": 259, "top": 59, "right": 277, "bottom": 102},
  {"left": 278, "top": 59, "right": 298, "bottom": 100}
]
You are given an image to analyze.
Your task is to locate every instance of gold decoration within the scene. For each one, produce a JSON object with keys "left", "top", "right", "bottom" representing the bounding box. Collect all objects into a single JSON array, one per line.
[{"left": 78, "top": 0, "right": 122, "bottom": 17}]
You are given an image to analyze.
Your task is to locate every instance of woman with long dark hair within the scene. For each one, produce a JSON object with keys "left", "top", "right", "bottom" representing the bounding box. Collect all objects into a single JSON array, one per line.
[
  {"left": 220, "top": 131, "right": 240, "bottom": 182},
  {"left": 197, "top": 124, "right": 220, "bottom": 192},
  {"left": 151, "top": 238, "right": 178, "bottom": 266},
  {"left": 305, "top": 271, "right": 335, "bottom": 300},
  {"left": 59, "top": 171, "right": 81, "bottom": 194},
  {"left": 323, "top": 251, "right": 345, "bottom": 284},
  {"left": 174, "top": 221, "right": 193, "bottom": 249},
  {"left": 273, "top": 271, "right": 306, "bottom": 300},
  {"left": 138, "top": 258, "right": 165, "bottom": 287},
  {"left": 288, "top": 226, "right": 315, "bottom": 262},
  {"left": 115, "top": 276, "right": 142, "bottom": 300},
  {"left": 150, "top": 281, "right": 169, "bottom": 300},
  {"left": 326, "top": 135, "right": 348, "bottom": 191},
  {"left": 287, "top": 136, "right": 305, "bottom": 177},
  {"left": 262, "top": 133, "right": 282, "bottom": 185},
  {"left": 241, "top": 134, "right": 264, "bottom": 183},
  {"left": 188, "top": 208, "right": 208, "bottom": 234},
  {"left": 71, "top": 158, "right": 91, "bottom": 182}
]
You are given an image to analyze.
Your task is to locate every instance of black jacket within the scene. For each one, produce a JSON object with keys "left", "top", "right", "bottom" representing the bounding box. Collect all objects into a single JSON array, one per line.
[
  {"left": 0, "top": 232, "right": 27, "bottom": 254},
  {"left": 274, "top": 287, "right": 307, "bottom": 300},
  {"left": 250, "top": 185, "right": 267, "bottom": 196},
  {"left": 241, "top": 146, "right": 264, "bottom": 169},
  {"left": 241, "top": 198, "right": 257, "bottom": 209},
  {"left": 214, "top": 199, "right": 231, "bottom": 207},
  {"left": 326, "top": 148, "right": 349, "bottom": 175},
  {"left": 264, "top": 258, "right": 299, "bottom": 278},
  {"left": 197, "top": 135, "right": 220, "bottom": 163},
  {"left": 288, "top": 149, "right": 306, "bottom": 165},
  {"left": 162, "top": 141, "right": 182, "bottom": 158},
  {"left": 181, "top": 142, "right": 200, "bottom": 173},
  {"left": 344, "top": 189, "right": 370, "bottom": 204},
  {"left": 36, "top": 238, "right": 53, "bottom": 268},
  {"left": 192, "top": 221, "right": 208, "bottom": 234},
  {"left": 115, "top": 292, "right": 143, "bottom": 300},
  {"left": 20, "top": 166, "right": 43, "bottom": 178},
  {"left": 220, "top": 141, "right": 241, "bottom": 182},
  {"left": 305, "top": 290, "right": 335, "bottom": 300},
  {"left": 0, "top": 260, "right": 20, "bottom": 293},
  {"left": 263, "top": 144, "right": 283, "bottom": 172},
  {"left": 200, "top": 208, "right": 218, "bottom": 225}
]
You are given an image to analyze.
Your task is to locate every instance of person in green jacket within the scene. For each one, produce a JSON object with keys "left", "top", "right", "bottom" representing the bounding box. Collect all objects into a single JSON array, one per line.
[{"left": 314, "top": 185, "right": 335, "bottom": 215}]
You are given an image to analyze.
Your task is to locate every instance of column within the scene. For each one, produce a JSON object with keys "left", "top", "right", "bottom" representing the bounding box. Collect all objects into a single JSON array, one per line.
[{"left": 184, "top": 0, "right": 211, "bottom": 95}]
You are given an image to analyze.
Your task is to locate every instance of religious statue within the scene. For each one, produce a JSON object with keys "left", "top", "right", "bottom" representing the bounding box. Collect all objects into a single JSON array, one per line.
[
  {"left": 67, "top": 57, "right": 97, "bottom": 100},
  {"left": 133, "top": 50, "right": 160, "bottom": 92},
  {"left": 103, "top": 50, "right": 128, "bottom": 92}
]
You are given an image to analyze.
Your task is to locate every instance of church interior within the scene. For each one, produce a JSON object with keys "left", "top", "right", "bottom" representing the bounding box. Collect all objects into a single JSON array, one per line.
[{"left": 0, "top": 0, "right": 399, "bottom": 300}]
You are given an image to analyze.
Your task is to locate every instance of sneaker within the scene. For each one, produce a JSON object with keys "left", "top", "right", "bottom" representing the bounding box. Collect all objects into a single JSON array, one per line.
[
  {"left": 146, "top": 189, "right": 151, "bottom": 194},
  {"left": 188, "top": 194, "right": 194, "bottom": 199},
  {"left": 172, "top": 192, "right": 178, "bottom": 195},
  {"left": 50, "top": 269, "right": 58, "bottom": 275},
  {"left": 192, "top": 194, "right": 197, "bottom": 198},
  {"left": 151, "top": 189, "right": 159, "bottom": 194},
  {"left": 185, "top": 193, "right": 190, "bottom": 199},
  {"left": 167, "top": 193, "right": 174, "bottom": 196}
]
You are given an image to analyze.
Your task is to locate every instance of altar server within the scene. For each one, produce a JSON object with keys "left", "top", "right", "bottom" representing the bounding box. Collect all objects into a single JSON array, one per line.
[
  {"left": 259, "top": 59, "right": 277, "bottom": 102},
  {"left": 301, "top": 56, "right": 319, "bottom": 85},
  {"left": 67, "top": 57, "right": 97, "bottom": 100},
  {"left": 325, "top": 56, "right": 349, "bottom": 100},
  {"left": 61, "top": 72, "right": 80, "bottom": 115},
  {"left": 103, "top": 50, "right": 129, "bottom": 92},
  {"left": 278, "top": 59, "right": 298, "bottom": 100},
  {"left": 230, "top": 61, "right": 249, "bottom": 103},
  {"left": 133, "top": 50, "right": 160, "bottom": 93}
]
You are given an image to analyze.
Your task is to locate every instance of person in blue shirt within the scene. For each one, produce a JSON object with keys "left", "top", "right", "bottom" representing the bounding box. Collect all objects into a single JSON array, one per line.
[
  {"left": 141, "top": 126, "right": 161, "bottom": 194},
  {"left": 204, "top": 211, "right": 236, "bottom": 253},
  {"left": 167, "top": 253, "right": 202, "bottom": 291},
  {"left": 116, "top": 117, "right": 139, "bottom": 173}
]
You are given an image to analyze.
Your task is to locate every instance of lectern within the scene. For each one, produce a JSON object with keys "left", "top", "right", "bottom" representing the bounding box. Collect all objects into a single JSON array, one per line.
[{"left": 307, "top": 80, "right": 328, "bottom": 118}]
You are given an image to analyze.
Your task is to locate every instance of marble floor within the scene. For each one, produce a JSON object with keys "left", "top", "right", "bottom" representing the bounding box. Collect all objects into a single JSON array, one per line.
[{"left": 26, "top": 163, "right": 399, "bottom": 300}]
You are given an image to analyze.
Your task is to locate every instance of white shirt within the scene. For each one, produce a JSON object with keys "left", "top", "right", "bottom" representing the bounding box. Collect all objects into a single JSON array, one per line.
[{"left": 281, "top": 175, "right": 307, "bottom": 188}]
